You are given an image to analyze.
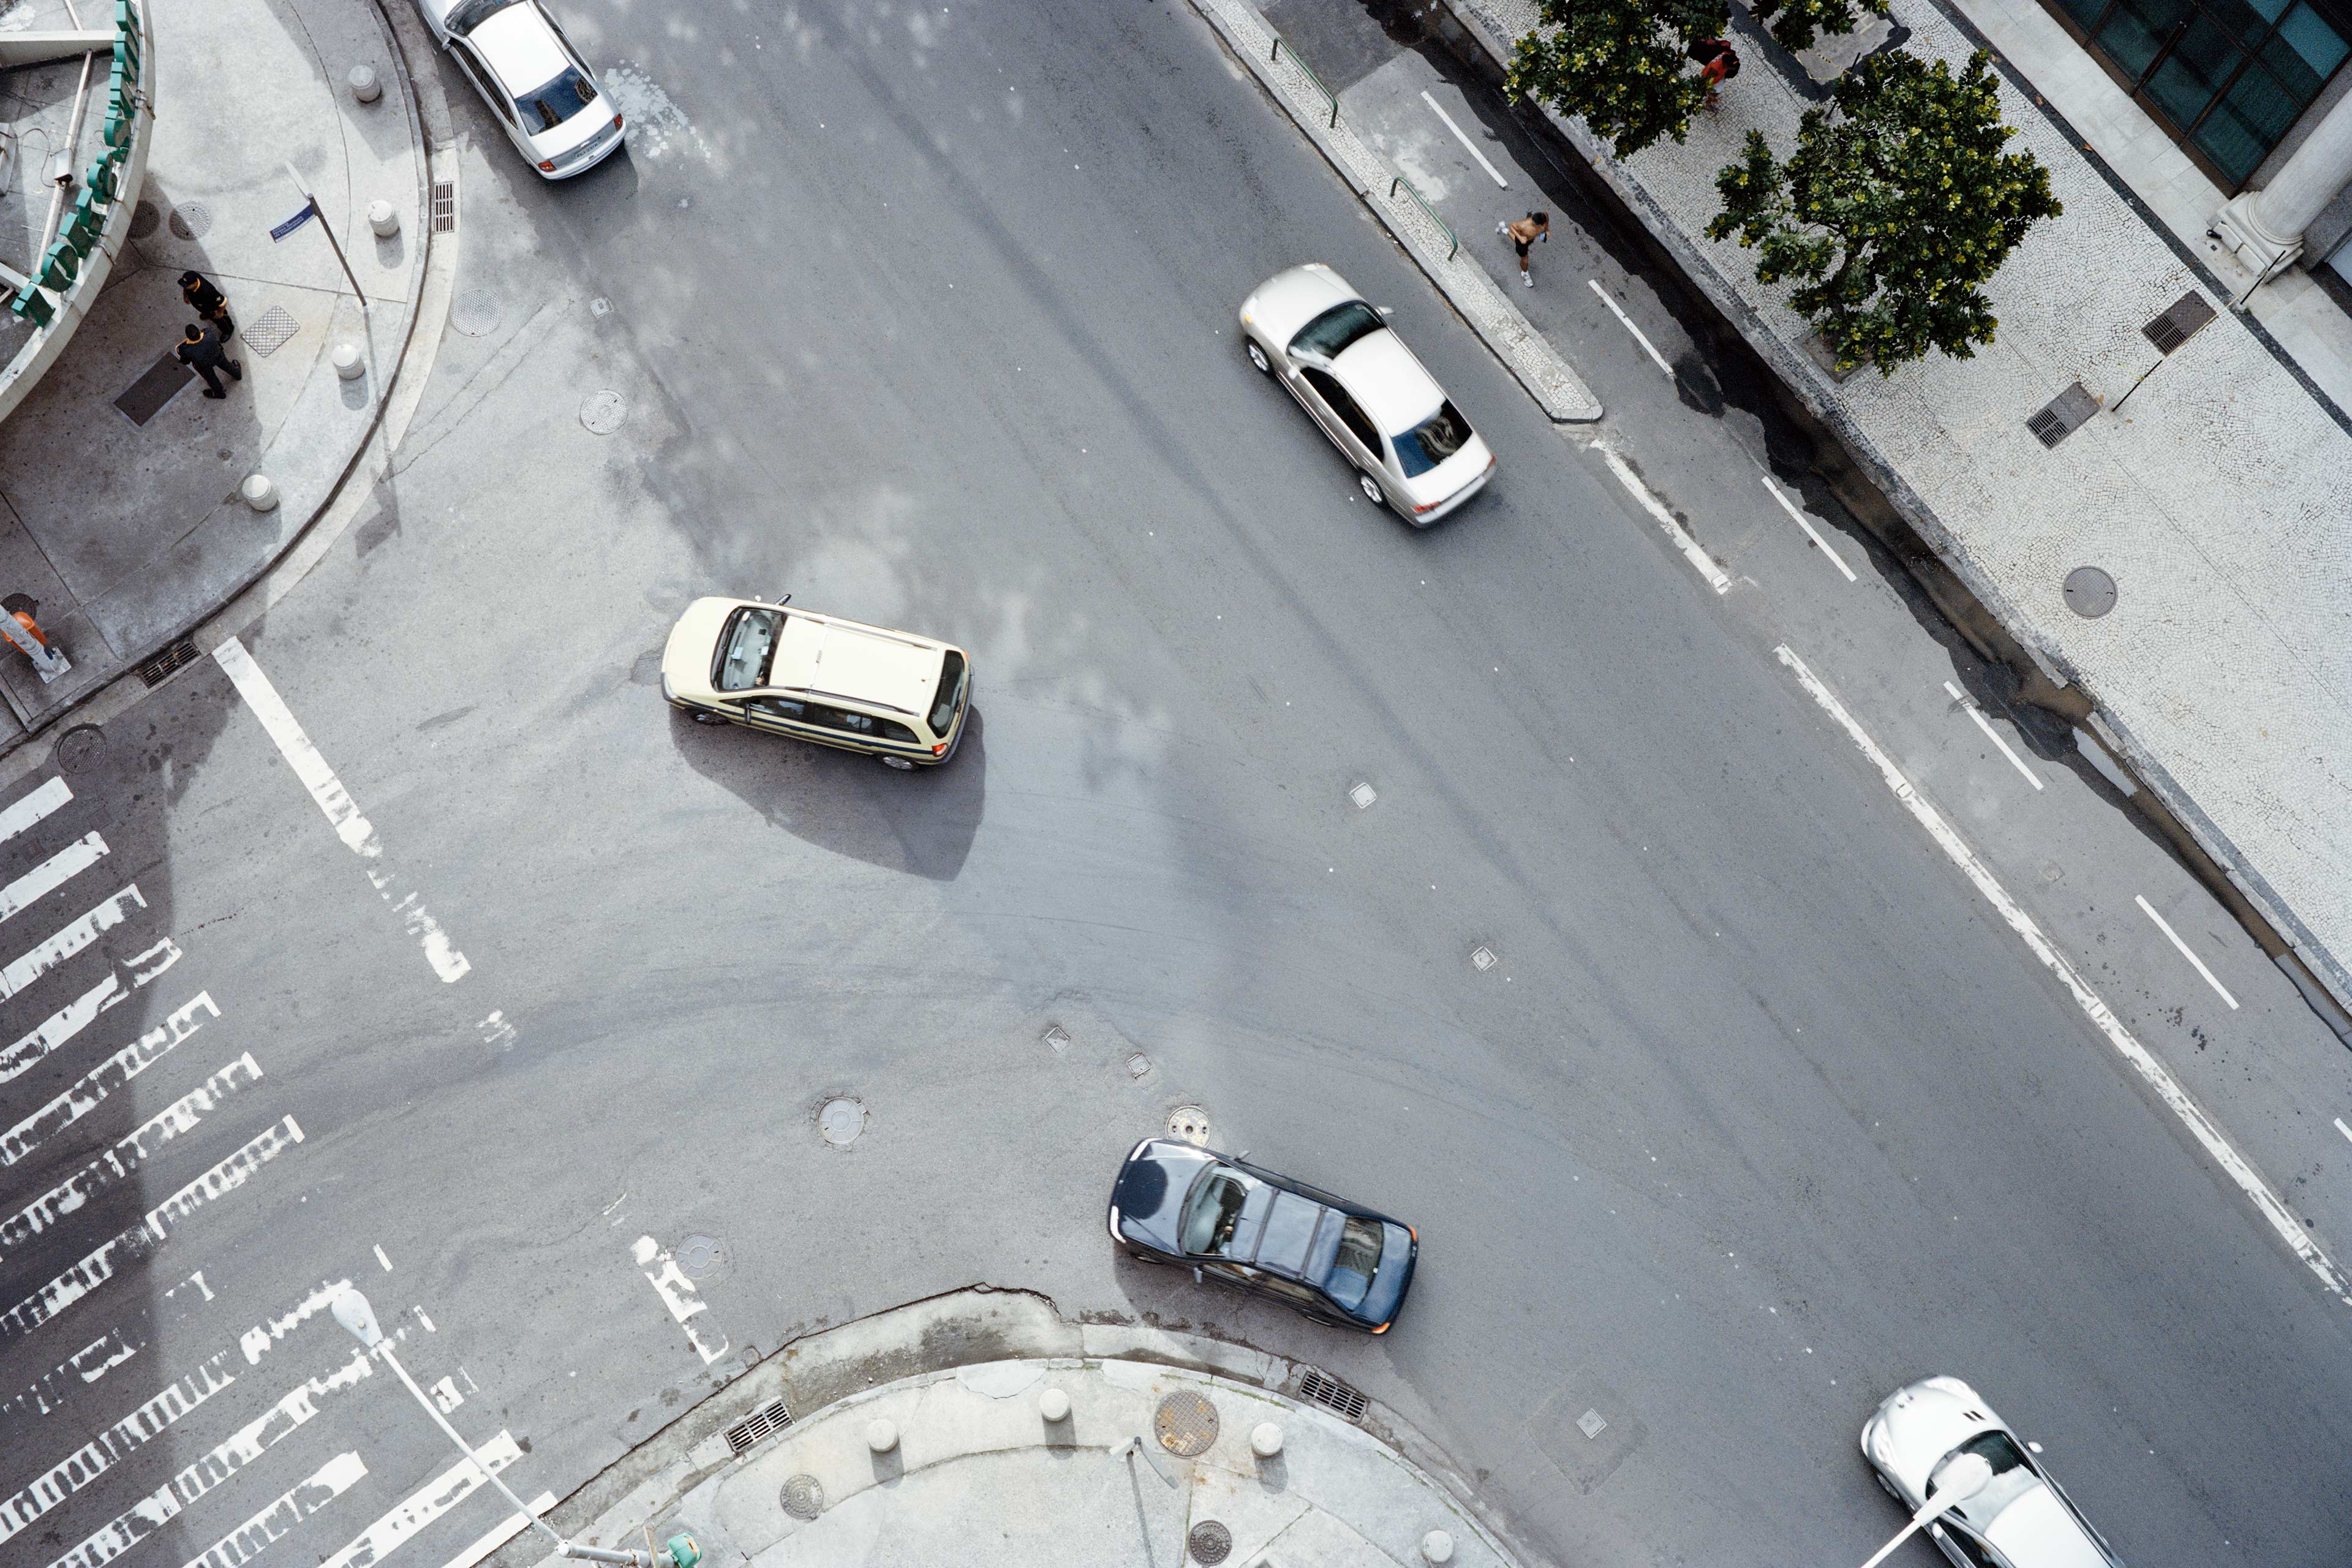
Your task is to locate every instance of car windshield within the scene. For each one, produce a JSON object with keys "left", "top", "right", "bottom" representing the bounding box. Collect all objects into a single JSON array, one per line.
[
  {"left": 1393, "top": 401, "right": 1472, "bottom": 478},
  {"left": 1289, "top": 301, "right": 1386, "bottom": 361},
  {"left": 930, "top": 650, "right": 966, "bottom": 736},
  {"left": 1319, "top": 1213, "right": 1387, "bottom": 1310},
  {"left": 514, "top": 64, "right": 597, "bottom": 133},
  {"left": 713, "top": 608, "right": 782, "bottom": 692},
  {"left": 445, "top": 0, "right": 523, "bottom": 36},
  {"left": 1179, "top": 1169, "right": 1257, "bottom": 1257},
  {"left": 1936, "top": 1431, "right": 2039, "bottom": 1531}
]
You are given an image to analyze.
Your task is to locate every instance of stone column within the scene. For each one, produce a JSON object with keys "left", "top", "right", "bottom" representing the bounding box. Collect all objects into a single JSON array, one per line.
[{"left": 2212, "top": 88, "right": 2352, "bottom": 275}]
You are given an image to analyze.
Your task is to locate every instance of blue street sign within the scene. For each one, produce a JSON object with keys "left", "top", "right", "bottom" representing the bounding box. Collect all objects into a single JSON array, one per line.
[{"left": 270, "top": 201, "right": 316, "bottom": 242}]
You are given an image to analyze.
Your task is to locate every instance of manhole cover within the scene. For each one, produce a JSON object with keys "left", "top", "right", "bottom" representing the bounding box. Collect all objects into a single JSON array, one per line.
[
  {"left": 1470, "top": 944, "right": 1498, "bottom": 971},
  {"left": 1188, "top": 1521, "right": 1233, "bottom": 1565},
  {"left": 129, "top": 201, "right": 160, "bottom": 238},
  {"left": 2062, "top": 565, "right": 2116, "bottom": 618},
  {"left": 675, "top": 1235, "right": 725, "bottom": 1278},
  {"left": 167, "top": 203, "right": 211, "bottom": 241},
  {"left": 1348, "top": 780, "right": 1378, "bottom": 810},
  {"left": 55, "top": 725, "right": 106, "bottom": 774},
  {"left": 1155, "top": 1389, "right": 1219, "bottom": 1456},
  {"left": 450, "top": 290, "right": 504, "bottom": 337},
  {"left": 1167, "top": 1106, "right": 1210, "bottom": 1145},
  {"left": 1127, "top": 1052, "right": 1153, "bottom": 1079},
  {"left": 780, "top": 1474, "right": 823, "bottom": 1521},
  {"left": 1042, "top": 1023, "right": 1072, "bottom": 1054},
  {"left": 1577, "top": 1408, "right": 1608, "bottom": 1439},
  {"left": 819, "top": 1097, "right": 864, "bottom": 1147},
  {"left": 241, "top": 305, "right": 302, "bottom": 358},
  {"left": 579, "top": 389, "right": 627, "bottom": 434}
]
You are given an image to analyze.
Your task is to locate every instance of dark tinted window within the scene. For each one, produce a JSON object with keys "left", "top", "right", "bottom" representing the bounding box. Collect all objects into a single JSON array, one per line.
[
  {"left": 1300, "top": 368, "right": 1382, "bottom": 454},
  {"left": 713, "top": 608, "right": 781, "bottom": 692},
  {"left": 1289, "top": 301, "right": 1385, "bottom": 360},
  {"left": 1394, "top": 401, "right": 1472, "bottom": 477},
  {"left": 1321, "top": 1214, "right": 1386, "bottom": 1310},
  {"left": 746, "top": 695, "right": 805, "bottom": 722},
  {"left": 447, "top": 0, "right": 524, "bottom": 34},
  {"left": 514, "top": 65, "right": 597, "bottom": 132},
  {"left": 930, "top": 650, "right": 967, "bottom": 735},
  {"left": 807, "top": 704, "right": 880, "bottom": 736},
  {"left": 878, "top": 719, "right": 921, "bottom": 744}
]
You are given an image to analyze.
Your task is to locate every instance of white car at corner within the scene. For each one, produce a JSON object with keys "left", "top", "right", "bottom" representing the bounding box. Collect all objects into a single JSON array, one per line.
[
  {"left": 1238, "top": 263, "right": 1495, "bottom": 526},
  {"left": 1862, "top": 1376, "right": 2124, "bottom": 1568},
  {"left": 417, "top": 0, "right": 624, "bottom": 179}
]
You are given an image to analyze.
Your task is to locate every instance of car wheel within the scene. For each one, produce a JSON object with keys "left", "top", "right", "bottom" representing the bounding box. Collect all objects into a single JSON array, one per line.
[
  {"left": 1358, "top": 473, "right": 1384, "bottom": 505},
  {"left": 689, "top": 709, "right": 724, "bottom": 725},
  {"left": 880, "top": 754, "right": 915, "bottom": 771},
  {"left": 1246, "top": 339, "right": 1272, "bottom": 375},
  {"left": 1873, "top": 1471, "right": 1901, "bottom": 1501}
]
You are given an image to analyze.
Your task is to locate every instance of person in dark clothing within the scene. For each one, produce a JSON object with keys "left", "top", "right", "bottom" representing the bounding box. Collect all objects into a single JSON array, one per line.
[
  {"left": 176, "top": 322, "right": 244, "bottom": 399},
  {"left": 179, "top": 270, "right": 235, "bottom": 341},
  {"left": 1686, "top": 37, "right": 1741, "bottom": 108}
]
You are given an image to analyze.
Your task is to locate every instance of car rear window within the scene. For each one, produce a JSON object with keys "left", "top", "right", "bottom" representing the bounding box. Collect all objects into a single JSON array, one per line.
[
  {"left": 1393, "top": 401, "right": 1472, "bottom": 477},
  {"left": 514, "top": 64, "right": 597, "bottom": 133},
  {"left": 930, "top": 651, "right": 967, "bottom": 736},
  {"left": 712, "top": 608, "right": 781, "bottom": 692},
  {"left": 1289, "top": 301, "right": 1386, "bottom": 361},
  {"left": 1321, "top": 1214, "right": 1386, "bottom": 1310}
]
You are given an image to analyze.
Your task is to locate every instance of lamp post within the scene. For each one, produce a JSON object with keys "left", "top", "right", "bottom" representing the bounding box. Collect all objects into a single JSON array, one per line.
[
  {"left": 331, "top": 1288, "right": 699, "bottom": 1568},
  {"left": 1854, "top": 1452, "right": 1995, "bottom": 1568}
]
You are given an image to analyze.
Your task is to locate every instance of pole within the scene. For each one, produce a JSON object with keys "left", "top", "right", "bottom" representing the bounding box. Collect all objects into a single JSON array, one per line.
[{"left": 283, "top": 162, "right": 371, "bottom": 314}]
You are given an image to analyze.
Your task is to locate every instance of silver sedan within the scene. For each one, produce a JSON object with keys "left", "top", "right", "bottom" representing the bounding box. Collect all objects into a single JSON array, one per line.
[
  {"left": 1238, "top": 265, "right": 1495, "bottom": 526},
  {"left": 1861, "top": 1376, "right": 2124, "bottom": 1567}
]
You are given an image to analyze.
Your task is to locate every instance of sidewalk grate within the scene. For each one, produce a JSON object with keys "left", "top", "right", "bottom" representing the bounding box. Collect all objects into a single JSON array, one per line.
[
  {"left": 431, "top": 181, "right": 455, "bottom": 233},
  {"left": 725, "top": 1398, "right": 793, "bottom": 1455},
  {"left": 137, "top": 639, "right": 199, "bottom": 688},
  {"left": 1297, "top": 1368, "right": 1368, "bottom": 1422},
  {"left": 2026, "top": 382, "right": 2100, "bottom": 449},
  {"left": 1155, "top": 1389, "right": 1219, "bottom": 1455},
  {"left": 2142, "top": 291, "right": 2217, "bottom": 355},
  {"left": 242, "top": 305, "right": 301, "bottom": 358}
]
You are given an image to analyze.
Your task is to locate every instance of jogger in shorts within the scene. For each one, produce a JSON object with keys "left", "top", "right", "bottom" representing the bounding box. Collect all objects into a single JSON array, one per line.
[{"left": 1496, "top": 211, "right": 1550, "bottom": 288}]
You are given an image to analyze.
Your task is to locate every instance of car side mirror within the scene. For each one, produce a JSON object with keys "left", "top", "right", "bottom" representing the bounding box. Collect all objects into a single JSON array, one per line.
[
  {"left": 774, "top": 592, "right": 791, "bottom": 606},
  {"left": 2026, "top": 1441, "right": 2043, "bottom": 1454},
  {"left": 1377, "top": 306, "right": 1395, "bottom": 317},
  {"left": 1191, "top": 1266, "right": 1204, "bottom": 1284}
]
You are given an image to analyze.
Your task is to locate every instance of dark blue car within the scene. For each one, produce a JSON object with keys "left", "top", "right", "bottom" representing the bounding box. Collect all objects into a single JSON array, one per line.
[{"left": 1107, "top": 1137, "right": 1419, "bottom": 1333}]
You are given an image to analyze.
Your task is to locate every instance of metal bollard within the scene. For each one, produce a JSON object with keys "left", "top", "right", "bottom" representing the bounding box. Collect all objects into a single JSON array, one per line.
[
  {"left": 368, "top": 199, "right": 399, "bottom": 237},
  {"left": 348, "top": 64, "right": 381, "bottom": 103}
]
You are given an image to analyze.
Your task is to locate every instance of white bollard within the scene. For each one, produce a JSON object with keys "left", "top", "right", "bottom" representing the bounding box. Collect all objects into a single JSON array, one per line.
[
  {"left": 1250, "top": 1422, "right": 1284, "bottom": 1458},
  {"left": 1421, "top": 1531, "right": 1454, "bottom": 1564},
  {"left": 1038, "top": 1389, "right": 1071, "bottom": 1423},
  {"left": 347, "top": 64, "right": 382, "bottom": 104},
  {"left": 240, "top": 474, "right": 279, "bottom": 513},
  {"left": 333, "top": 342, "right": 364, "bottom": 381},
  {"left": 865, "top": 1419, "right": 899, "bottom": 1454},
  {"left": 368, "top": 200, "right": 399, "bottom": 238}
]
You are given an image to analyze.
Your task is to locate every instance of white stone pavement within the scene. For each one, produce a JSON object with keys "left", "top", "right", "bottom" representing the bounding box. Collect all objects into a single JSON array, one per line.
[{"left": 1450, "top": 0, "right": 2352, "bottom": 1008}]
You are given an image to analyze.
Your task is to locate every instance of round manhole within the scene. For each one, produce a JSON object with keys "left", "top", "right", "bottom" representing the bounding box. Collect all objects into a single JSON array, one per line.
[
  {"left": 167, "top": 203, "right": 212, "bottom": 241},
  {"left": 818, "top": 1097, "right": 864, "bottom": 1147},
  {"left": 1155, "top": 1389, "right": 1219, "bottom": 1457},
  {"left": 1188, "top": 1520, "right": 1233, "bottom": 1565},
  {"left": 780, "top": 1474, "right": 823, "bottom": 1521},
  {"left": 579, "top": 389, "right": 627, "bottom": 435},
  {"left": 129, "top": 200, "right": 160, "bottom": 239},
  {"left": 450, "top": 290, "right": 504, "bottom": 337},
  {"left": 1167, "top": 1106, "right": 1210, "bottom": 1146},
  {"left": 55, "top": 725, "right": 107, "bottom": 775},
  {"left": 2062, "top": 565, "right": 2117, "bottom": 618},
  {"left": 675, "top": 1234, "right": 725, "bottom": 1279}
]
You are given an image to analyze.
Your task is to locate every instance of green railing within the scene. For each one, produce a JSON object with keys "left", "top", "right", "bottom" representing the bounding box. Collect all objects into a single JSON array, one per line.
[
  {"left": 1390, "top": 175, "right": 1458, "bottom": 262},
  {"left": 1269, "top": 36, "right": 1339, "bottom": 129},
  {"left": 11, "top": 0, "right": 146, "bottom": 324}
]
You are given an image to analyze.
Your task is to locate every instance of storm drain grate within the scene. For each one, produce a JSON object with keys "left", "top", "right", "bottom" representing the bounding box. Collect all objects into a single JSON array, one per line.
[
  {"left": 137, "top": 639, "right": 199, "bottom": 688},
  {"left": 725, "top": 1398, "right": 792, "bottom": 1455},
  {"left": 1297, "top": 1368, "right": 1368, "bottom": 1422},
  {"left": 2026, "top": 382, "right": 2100, "bottom": 449},
  {"left": 2141, "top": 290, "right": 2215, "bottom": 355},
  {"left": 431, "top": 181, "right": 456, "bottom": 233}
]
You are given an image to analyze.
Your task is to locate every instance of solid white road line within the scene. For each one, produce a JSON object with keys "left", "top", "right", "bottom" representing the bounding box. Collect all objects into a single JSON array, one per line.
[
  {"left": 1942, "top": 681, "right": 2044, "bottom": 792},
  {"left": 1596, "top": 442, "right": 1731, "bottom": 594},
  {"left": 633, "top": 1235, "right": 729, "bottom": 1365},
  {"left": 0, "top": 777, "right": 72, "bottom": 848},
  {"left": 315, "top": 1431, "right": 522, "bottom": 1568},
  {"left": 2135, "top": 894, "right": 2241, "bottom": 1010},
  {"left": 0, "top": 834, "right": 107, "bottom": 923},
  {"left": 182, "top": 1452, "right": 368, "bottom": 1568},
  {"left": 2337, "top": 1117, "right": 2352, "bottom": 1146},
  {"left": 0, "top": 1352, "right": 239, "bottom": 1545},
  {"left": 1, "top": 993, "right": 217, "bottom": 1167},
  {"left": 1587, "top": 279, "right": 1675, "bottom": 380},
  {"left": 1774, "top": 644, "right": 2348, "bottom": 1304},
  {"left": 1, "top": 886, "right": 145, "bottom": 999},
  {"left": 1761, "top": 475, "right": 1858, "bottom": 582},
  {"left": 436, "top": 1491, "right": 556, "bottom": 1568},
  {"left": 1420, "top": 89, "right": 1509, "bottom": 187}
]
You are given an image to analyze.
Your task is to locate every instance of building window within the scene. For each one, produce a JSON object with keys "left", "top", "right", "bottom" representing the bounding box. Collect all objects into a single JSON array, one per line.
[{"left": 2042, "top": 0, "right": 2350, "bottom": 187}]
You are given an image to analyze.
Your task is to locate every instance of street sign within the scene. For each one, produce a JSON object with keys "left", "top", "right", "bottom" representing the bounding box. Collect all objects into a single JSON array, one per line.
[{"left": 270, "top": 201, "right": 316, "bottom": 243}]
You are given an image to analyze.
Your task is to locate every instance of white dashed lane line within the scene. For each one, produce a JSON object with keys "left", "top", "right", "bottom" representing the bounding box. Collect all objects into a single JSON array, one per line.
[
  {"left": 1588, "top": 279, "right": 1675, "bottom": 380},
  {"left": 1763, "top": 475, "right": 1858, "bottom": 583},
  {"left": 1594, "top": 439, "right": 1730, "bottom": 594},
  {"left": 1420, "top": 89, "right": 1509, "bottom": 187},
  {"left": 1941, "top": 681, "right": 2043, "bottom": 792},
  {"left": 2135, "top": 894, "right": 2241, "bottom": 1010}
]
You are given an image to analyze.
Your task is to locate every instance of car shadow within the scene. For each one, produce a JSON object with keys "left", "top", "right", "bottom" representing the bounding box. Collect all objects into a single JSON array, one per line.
[{"left": 666, "top": 704, "right": 986, "bottom": 883}]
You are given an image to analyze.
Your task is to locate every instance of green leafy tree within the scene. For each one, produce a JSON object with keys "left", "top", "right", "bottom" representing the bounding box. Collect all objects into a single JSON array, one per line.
[
  {"left": 1706, "top": 48, "right": 2060, "bottom": 375},
  {"left": 1509, "top": 0, "right": 1892, "bottom": 159}
]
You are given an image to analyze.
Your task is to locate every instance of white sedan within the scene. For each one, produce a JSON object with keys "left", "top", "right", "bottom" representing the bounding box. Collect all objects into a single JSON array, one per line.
[
  {"left": 1862, "top": 1376, "right": 2123, "bottom": 1567},
  {"left": 418, "top": 0, "right": 624, "bottom": 179},
  {"left": 1239, "top": 264, "right": 1495, "bottom": 525}
]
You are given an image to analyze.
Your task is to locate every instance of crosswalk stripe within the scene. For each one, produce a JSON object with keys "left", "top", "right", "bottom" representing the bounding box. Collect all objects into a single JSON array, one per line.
[
  {"left": 0, "top": 1273, "right": 214, "bottom": 1427},
  {"left": 0, "top": 777, "right": 72, "bottom": 848},
  {"left": 0, "top": 937, "right": 187, "bottom": 1089},
  {"left": 436, "top": 1491, "right": 555, "bottom": 1568},
  {"left": 0, "top": 1353, "right": 238, "bottom": 1544},
  {"left": 0, "top": 834, "right": 108, "bottom": 923},
  {"left": 182, "top": 1452, "right": 369, "bottom": 1568},
  {"left": 0, "top": 886, "right": 146, "bottom": 1000},
  {"left": 316, "top": 1432, "right": 521, "bottom": 1568},
  {"left": 1, "top": 992, "right": 218, "bottom": 1167}
]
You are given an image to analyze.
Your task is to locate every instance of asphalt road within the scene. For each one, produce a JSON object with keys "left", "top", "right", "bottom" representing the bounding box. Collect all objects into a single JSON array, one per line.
[{"left": 1, "top": 2, "right": 2349, "bottom": 1568}]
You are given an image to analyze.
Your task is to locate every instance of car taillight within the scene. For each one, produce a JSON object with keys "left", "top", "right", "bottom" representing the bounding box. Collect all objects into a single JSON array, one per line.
[
  {"left": 932, "top": 743, "right": 946, "bottom": 755},
  {"left": 537, "top": 159, "right": 556, "bottom": 171},
  {"left": 1371, "top": 1320, "right": 1391, "bottom": 1333},
  {"left": 612, "top": 115, "right": 624, "bottom": 129},
  {"left": 1413, "top": 500, "right": 1438, "bottom": 514}
]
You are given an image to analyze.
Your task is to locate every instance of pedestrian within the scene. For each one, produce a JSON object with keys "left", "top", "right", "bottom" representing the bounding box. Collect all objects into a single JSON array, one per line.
[
  {"left": 179, "top": 270, "right": 234, "bottom": 341},
  {"left": 1686, "top": 37, "right": 1741, "bottom": 109},
  {"left": 176, "top": 321, "right": 244, "bottom": 399},
  {"left": 1494, "top": 210, "right": 1549, "bottom": 288}
]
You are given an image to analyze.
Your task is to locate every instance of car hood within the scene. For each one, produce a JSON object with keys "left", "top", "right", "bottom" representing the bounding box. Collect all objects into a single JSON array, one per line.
[
  {"left": 1240, "top": 265, "right": 1357, "bottom": 354},
  {"left": 1110, "top": 1139, "right": 1215, "bottom": 1253},
  {"left": 1864, "top": 1378, "right": 1993, "bottom": 1501},
  {"left": 660, "top": 596, "right": 745, "bottom": 700}
]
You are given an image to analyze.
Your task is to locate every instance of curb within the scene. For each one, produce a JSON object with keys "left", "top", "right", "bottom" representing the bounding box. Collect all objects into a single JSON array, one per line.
[{"left": 1179, "top": 0, "right": 1601, "bottom": 424}]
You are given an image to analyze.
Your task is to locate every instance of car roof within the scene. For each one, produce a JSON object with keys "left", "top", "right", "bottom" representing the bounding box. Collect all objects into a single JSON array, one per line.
[
  {"left": 1981, "top": 1484, "right": 2113, "bottom": 1567},
  {"left": 469, "top": 3, "right": 567, "bottom": 89},
  {"left": 768, "top": 614, "right": 944, "bottom": 715},
  {"left": 1334, "top": 331, "right": 1442, "bottom": 435}
]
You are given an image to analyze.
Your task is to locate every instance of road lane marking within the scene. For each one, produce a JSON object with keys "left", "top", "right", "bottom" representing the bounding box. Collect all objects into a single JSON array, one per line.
[
  {"left": 315, "top": 1431, "right": 522, "bottom": 1568},
  {"left": 1762, "top": 475, "right": 1858, "bottom": 582},
  {"left": 1942, "top": 682, "right": 2043, "bottom": 791},
  {"left": 633, "top": 1235, "right": 728, "bottom": 1365},
  {"left": 1, "top": 885, "right": 145, "bottom": 999},
  {"left": 374, "top": 1245, "right": 393, "bottom": 1272},
  {"left": 43, "top": 1350, "right": 373, "bottom": 1568},
  {"left": 239, "top": 1279, "right": 356, "bottom": 1367},
  {"left": 0, "top": 1352, "right": 239, "bottom": 1545},
  {"left": 0, "top": 942, "right": 184, "bottom": 1087},
  {"left": 0, "top": 834, "right": 108, "bottom": 923},
  {"left": 1774, "top": 644, "right": 2348, "bottom": 1305},
  {"left": 1588, "top": 279, "right": 1674, "bottom": 380},
  {"left": 1594, "top": 440, "right": 1730, "bottom": 594},
  {"left": 2337, "top": 1117, "right": 2352, "bottom": 1146},
  {"left": 1, "top": 992, "right": 217, "bottom": 1167},
  {"left": 1, "top": 1054, "right": 264, "bottom": 1254},
  {"left": 1, "top": 1273, "right": 212, "bottom": 1427},
  {"left": 213, "top": 638, "right": 469, "bottom": 983},
  {"left": 2135, "top": 895, "right": 2241, "bottom": 1009},
  {"left": 182, "top": 1452, "right": 368, "bottom": 1568},
  {"left": 437, "top": 1491, "right": 556, "bottom": 1568},
  {"left": 0, "top": 777, "right": 72, "bottom": 847},
  {"left": 1420, "top": 89, "right": 1508, "bottom": 187}
]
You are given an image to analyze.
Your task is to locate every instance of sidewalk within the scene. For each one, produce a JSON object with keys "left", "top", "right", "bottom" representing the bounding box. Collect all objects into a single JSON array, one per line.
[{"left": 0, "top": 0, "right": 429, "bottom": 734}]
